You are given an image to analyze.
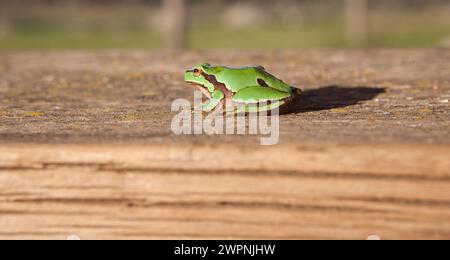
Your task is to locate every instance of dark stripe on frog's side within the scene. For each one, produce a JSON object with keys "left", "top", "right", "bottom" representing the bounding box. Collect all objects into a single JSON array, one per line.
[{"left": 201, "top": 72, "right": 234, "bottom": 100}]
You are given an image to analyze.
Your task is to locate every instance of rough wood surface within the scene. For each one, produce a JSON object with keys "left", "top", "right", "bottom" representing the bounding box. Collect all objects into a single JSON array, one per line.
[{"left": 0, "top": 50, "right": 449, "bottom": 240}]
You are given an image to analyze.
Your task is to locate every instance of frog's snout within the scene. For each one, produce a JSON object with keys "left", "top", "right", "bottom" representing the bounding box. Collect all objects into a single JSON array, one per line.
[{"left": 184, "top": 70, "right": 191, "bottom": 78}]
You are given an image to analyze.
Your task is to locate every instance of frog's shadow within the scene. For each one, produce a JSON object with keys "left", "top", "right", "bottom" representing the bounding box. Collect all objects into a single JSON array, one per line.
[{"left": 283, "top": 86, "right": 386, "bottom": 114}]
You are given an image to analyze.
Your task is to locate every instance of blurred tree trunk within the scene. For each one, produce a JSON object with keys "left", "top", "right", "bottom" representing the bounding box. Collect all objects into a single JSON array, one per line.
[
  {"left": 164, "top": 0, "right": 188, "bottom": 50},
  {"left": 210, "top": 0, "right": 224, "bottom": 11},
  {"left": 345, "top": 0, "right": 369, "bottom": 46},
  {"left": 0, "top": 17, "right": 10, "bottom": 38}
]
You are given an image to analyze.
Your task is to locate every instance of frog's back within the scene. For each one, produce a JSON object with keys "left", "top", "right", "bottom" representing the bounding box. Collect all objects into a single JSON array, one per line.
[
  {"left": 231, "top": 66, "right": 293, "bottom": 94},
  {"left": 214, "top": 66, "right": 279, "bottom": 92}
]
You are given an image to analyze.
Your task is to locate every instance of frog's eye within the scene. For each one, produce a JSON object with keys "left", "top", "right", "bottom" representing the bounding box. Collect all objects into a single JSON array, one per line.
[{"left": 193, "top": 68, "right": 202, "bottom": 77}]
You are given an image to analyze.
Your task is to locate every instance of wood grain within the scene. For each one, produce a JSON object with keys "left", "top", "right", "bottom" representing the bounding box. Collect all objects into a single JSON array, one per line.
[
  {"left": 0, "top": 50, "right": 449, "bottom": 239},
  {"left": 1, "top": 143, "right": 449, "bottom": 240}
]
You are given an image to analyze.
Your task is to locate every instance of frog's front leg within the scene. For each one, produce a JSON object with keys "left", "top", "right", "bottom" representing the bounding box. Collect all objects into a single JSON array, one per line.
[{"left": 202, "top": 90, "right": 225, "bottom": 112}]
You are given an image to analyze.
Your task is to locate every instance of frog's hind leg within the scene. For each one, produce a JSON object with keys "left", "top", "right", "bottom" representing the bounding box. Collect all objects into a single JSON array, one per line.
[
  {"left": 238, "top": 100, "right": 285, "bottom": 114},
  {"left": 223, "top": 99, "right": 285, "bottom": 115},
  {"left": 231, "top": 86, "right": 290, "bottom": 114},
  {"left": 233, "top": 86, "right": 292, "bottom": 103}
]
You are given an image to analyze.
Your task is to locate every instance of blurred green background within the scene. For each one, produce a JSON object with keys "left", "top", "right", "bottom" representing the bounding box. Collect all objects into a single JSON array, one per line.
[{"left": 0, "top": 0, "right": 449, "bottom": 50}]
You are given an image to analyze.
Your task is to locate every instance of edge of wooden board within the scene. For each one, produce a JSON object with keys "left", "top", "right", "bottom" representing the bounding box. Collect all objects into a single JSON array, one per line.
[{"left": 1, "top": 143, "right": 449, "bottom": 177}]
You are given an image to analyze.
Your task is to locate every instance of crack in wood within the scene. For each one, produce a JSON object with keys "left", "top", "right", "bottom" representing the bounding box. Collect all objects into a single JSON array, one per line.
[
  {"left": 7, "top": 197, "right": 387, "bottom": 214},
  {"left": 2, "top": 163, "right": 450, "bottom": 182},
  {"left": 337, "top": 196, "right": 450, "bottom": 208}
]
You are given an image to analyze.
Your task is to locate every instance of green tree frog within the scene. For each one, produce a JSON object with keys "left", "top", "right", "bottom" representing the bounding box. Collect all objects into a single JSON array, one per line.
[{"left": 185, "top": 63, "right": 300, "bottom": 113}]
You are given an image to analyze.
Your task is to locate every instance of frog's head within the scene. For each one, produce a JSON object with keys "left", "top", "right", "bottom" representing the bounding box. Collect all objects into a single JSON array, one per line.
[{"left": 185, "top": 63, "right": 215, "bottom": 94}]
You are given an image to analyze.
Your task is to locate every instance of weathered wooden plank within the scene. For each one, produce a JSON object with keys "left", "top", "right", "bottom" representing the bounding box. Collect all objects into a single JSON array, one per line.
[
  {"left": 0, "top": 50, "right": 449, "bottom": 239},
  {"left": 1, "top": 144, "right": 449, "bottom": 176},
  {"left": 0, "top": 144, "right": 449, "bottom": 240},
  {"left": 1, "top": 50, "right": 449, "bottom": 146}
]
